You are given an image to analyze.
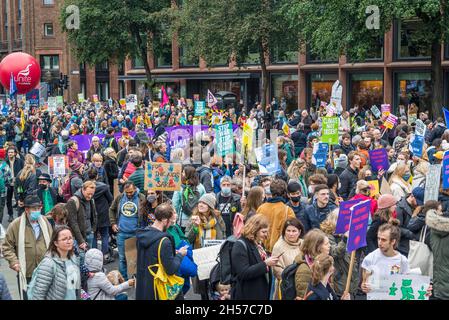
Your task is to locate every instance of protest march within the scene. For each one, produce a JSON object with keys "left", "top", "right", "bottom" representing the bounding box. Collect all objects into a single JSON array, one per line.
[{"left": 0, "top": 51, "right": 448, "bottom": 303}]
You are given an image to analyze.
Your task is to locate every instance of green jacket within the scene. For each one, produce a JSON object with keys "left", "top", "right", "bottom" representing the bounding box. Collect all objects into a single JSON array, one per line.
[
  {"left": 426, "top": 210, "right": 449, "bottom": 299},
  {"left": 127, "top": 168, "right": 145, "bottom": 194}
]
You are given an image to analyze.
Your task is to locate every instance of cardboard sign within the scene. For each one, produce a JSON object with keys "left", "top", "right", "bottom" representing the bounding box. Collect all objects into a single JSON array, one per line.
[
  {"left": 126, "top": 94, "right": 138, "bottom": 111},
  {"left": 29, "top": 142, "right": 46, "bottom": 158},
  {"left": 424, "top": 164, "right": 442, "bottom": 202},
  {"left": 144, "top": 162, "right": 182, "bottom": 191},
  {"left": 124, "top": 237, "right": 137, "bottom": 277},
  {"left": 335, "top": 199, "right": 363, "bottom": 234},
  {"left": 415, "top": 119, "right": 426, "bottom": 137},
  {"left": 194, "top": 100, "right": 206, "bottom": 117},
  {"left": 215, "top": 122, "right": 235, "bottom": 156},
  {"left": 48, "top": 155, "right": 69, "bottom": 177},
  {"left": 48, "top": 97, "right": 57, "bottom": 112},
  {"left": 321, "top": 117, "right": 339, "bottom": 145},
  {"left": 347, "top": 200, "right": 371, "bottom": 252},
  {"left": 193, "top": 244, "right": 221, "bottom": 281},
  {"left": 56, "top": 96, "right": 63, "bottom": 107},
  {"left": 367, "top": 274, "right": 430, "bottom": 301},
  {"left": 442, "top": 151, "right": 449, "bottom": 190},
  {"left": 371, "top": 105, "right": 381, "bottom": 119},
  {"left": 369, "top": 148, "right": 389, "bottom": 172},
  {"left": 330, "top": 80, "right": 343, "bottom": 113},
  {"left": 207, "top": 89, "right": 218, "bottom": 108}
]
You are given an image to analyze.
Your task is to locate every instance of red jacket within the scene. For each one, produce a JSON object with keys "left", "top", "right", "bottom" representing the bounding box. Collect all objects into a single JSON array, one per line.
[{"left": 351, "top": 194, "right": 378, "bottom": 218}]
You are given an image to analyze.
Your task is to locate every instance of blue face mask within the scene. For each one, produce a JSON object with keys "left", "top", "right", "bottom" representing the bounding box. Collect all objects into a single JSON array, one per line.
[
  {"left": 30, "top": 210, "right": 41, "bottom": 222},
  {"left": 221, "top": 187, "right": 231, "bottom": 196}
]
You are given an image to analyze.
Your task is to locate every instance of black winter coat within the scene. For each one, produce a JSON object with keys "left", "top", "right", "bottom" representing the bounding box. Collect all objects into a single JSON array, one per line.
[
  {"left": 231, "top": 237, "right": 271, "bottom": 300},
  {"left": 338, "top": 166, "right": 358, "bottom": 201},
  {"left": 136, "top": 227, "right": 184, "bottom": 300},
  {"left": 407, "top": 213, "right": 431, "bottom": 249},
  {"left": 37, "top": 187, "right": 60, "bottom": 215},
  {"left": 104, "top": 158, "right": 119, "bottom": 194},
  {"left": 93, "top": 182, "right": 114, "bottom": 228},
  {"left": 395, "top": 197, "right": 416, "bottom": 256}
]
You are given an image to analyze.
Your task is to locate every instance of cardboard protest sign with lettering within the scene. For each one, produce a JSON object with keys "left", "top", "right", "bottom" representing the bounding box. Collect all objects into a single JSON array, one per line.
[
  {"left": 330, "top": 80, "right": 343, "bottom": 113},
  {"left": 335, "top": 199, "right": 363, "bottom": 234},
  {"left": 29, "top": 142, "right": 46, "bottom": 158},
  {"left": 321, "top": 117, "right": 339, "bottom": 145},
  {"left": 371, "top": 105, "right": 381, "bottom": 119},
  {"left": 424, "top": 164, "right": 442, "bottom": 202},
  {"left": 215, "top": 122, "right": 234, "bottom": 156},
  {"left": 384, "top": 114, "right": 398, "bottom": 130},
  {"left": 347, "top": 200, "right": 371, "bottom": 252},
  {"left": 48, "top": 155, "right": 69, "bottom": 177},
  {"left": 144, "top": 162, "right": 182, "bottom": 191},
  {"left": 409, "top": 134, "right": 424, "bottom": 158},
  {"left": 194, "top": 100, "right": 206, "bottom": 117},
  {"left": 367, "top": 274, "right": 430, "bottom": 300},
  {"left": 381, "top": 104, "right": 391, "bottom": 117},
  {"left": 442, "top": 151, "right": 449, "bottom": 190},
  {"left": 415, "top": 119, "right": 426, "bottom": 137},
  {"left": 312, "top": 142, "right": 329, "bottom": 168},
  {"left": 368, "top": 148, "right": 389, "bottom": 172},
  {"left": 193, "top": 244, "right": 221, "bottom": 280},
  {"left": 255, "top": 144, "right": 280, "bottom": 175}
]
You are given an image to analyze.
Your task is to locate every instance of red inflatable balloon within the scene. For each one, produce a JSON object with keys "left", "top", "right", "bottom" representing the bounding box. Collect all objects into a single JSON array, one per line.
[{"left": 0, "top": 52, "right": 41, "bottom": 94}]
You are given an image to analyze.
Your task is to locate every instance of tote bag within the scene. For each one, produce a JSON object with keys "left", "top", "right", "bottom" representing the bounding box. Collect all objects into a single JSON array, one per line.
[{"left": 408, "top": 225, "right": 433, "bottom": 277}]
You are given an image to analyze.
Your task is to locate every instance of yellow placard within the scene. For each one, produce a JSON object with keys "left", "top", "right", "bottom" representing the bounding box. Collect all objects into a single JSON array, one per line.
[{"left": 367, "top": 180, "right": 380, "bottom": 197}]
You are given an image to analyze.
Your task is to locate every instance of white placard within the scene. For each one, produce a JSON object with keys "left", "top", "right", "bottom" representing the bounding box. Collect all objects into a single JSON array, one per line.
[
  {"left": 203, "top": 240, "right": 225, "bottom": 248},
  {"left": 29, "top": 142, "right": 46, "bottom": 158},
  {"left": 126, "top": 94, "right": 137, "bottom": 111},
  {"left": 415, "top": 119, "right": 426, "bottom": 137},
  {"left": 51, "top": 156, "right": 67, "bottom": 176},
  {"left": 192, "top": 244, "right": 221, "bottom": 281},
  {"left": 367, "top": 274, "right": 430, "bottom": 300}
]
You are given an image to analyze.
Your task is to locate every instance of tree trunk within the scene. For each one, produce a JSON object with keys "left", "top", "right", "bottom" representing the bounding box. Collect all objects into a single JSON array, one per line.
[
  {"left": 132, "top": 27, "right": 153, "bottom": 100},
  {"left": 259, "top": 40, "right": 269, "bottom": 109},
  {"left": 430, "top": 39, "right": 443, "bottom": 119}
]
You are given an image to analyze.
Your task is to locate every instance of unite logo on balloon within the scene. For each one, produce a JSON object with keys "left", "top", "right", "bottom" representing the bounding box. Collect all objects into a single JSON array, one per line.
[{"left": 15, "top": 64, "right": 33, "bottom": 86}]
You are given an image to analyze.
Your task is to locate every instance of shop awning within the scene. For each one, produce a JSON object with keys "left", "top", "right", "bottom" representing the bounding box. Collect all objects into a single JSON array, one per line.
[{"left": 118, "top": 72, "right": 259, "bottom": 81}]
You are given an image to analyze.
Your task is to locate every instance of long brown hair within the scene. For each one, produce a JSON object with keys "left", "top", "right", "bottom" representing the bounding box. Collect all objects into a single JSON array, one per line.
[
  {"left": 300, "top": 229, "right": 327, "bottom": 258},
  {"left": 241, "top": 186, "right": 264, "bottom": 217},
  {"left": 311, "top": 254, "right": 334, "bottom": 286},
  {"left": 192, "top": 205, "right": 218, "bottom": 224},
  {"left": 47, "top": 226, "right": 75, "bottom": 258},
  {"left": 182, "top": 165, "right": 199, "bottom": 186}
]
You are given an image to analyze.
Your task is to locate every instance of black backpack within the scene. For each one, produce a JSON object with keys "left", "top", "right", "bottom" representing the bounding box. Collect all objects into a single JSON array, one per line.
[
  {"left": 213, "top": 236, "right": 247, "bottom": 285},
  {"left": 280, "top": 262, "right": 300, "bottom": 300}
]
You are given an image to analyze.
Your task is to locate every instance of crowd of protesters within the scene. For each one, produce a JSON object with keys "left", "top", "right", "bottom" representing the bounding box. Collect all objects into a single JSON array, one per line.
[{"left": 0, "top": 94, "right": 448, "bottom": 301}]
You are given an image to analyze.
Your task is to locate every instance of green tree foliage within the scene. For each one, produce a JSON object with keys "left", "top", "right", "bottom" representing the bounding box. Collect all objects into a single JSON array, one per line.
[
  {"left": 60, "top": 0, "right": 173, "bottom": 97},
  {"left": 284, "top": 0, "right": 449, "bottom": 117}
]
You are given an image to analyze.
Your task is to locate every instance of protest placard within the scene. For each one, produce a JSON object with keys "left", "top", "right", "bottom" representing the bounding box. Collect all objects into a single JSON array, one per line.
[
  {"left": 119, "top": 98, "right": 126, "bottom": 108},
  {"left": 415, "top": 119, "right": 426, "bottom": 137},
  {"left": 242, "top": 123, "right": 253, "bottom": 161},
  {"left": 194, "top": 100, "right": 206, "bottom": 117},
  {"left": 126, "top": 94, "right": 138, "bottom": 111},
  {"left": 93, "top": 94, "right": 99, "bottom": 103},
  {"left": 381, "top": 104, "right": 391, "bottom": 117},
  {"left": 424, "top": 164, "right": 442, "bottom": 202},
  {"left": 367, "top": 274, "right": 430, "bottom": 300},
  {"left": 335, "top": 199, "right": 363, "bottom": 234},
  {"left": 26, "top": 89, "right": 39, "bottom": 106},
  {"left": 384, "top": 114, "right": 398, "bottom": 129},
  {"left": 215, "top": 122, "right": 234, "bottom": 156},
  {"left": 186, "top": 99, "right": 193, "bottom": 108},
  {"left": 56, "top": 96, "right": 63, "bottom": 107},
  {"left": 371, "top": 105, "right": 381, "bottom": 119},
  {"left": 330, "top": 80, "right": 343, "bottom": 113},
  {"left": 48, "top": 97, "right": 57, "bottom": 112},
  {"left": 347, "top": 200, "right": 371, "bottom": 252},
  {"left": 207, "top": 89, "right": 218, "bottom": 108},
  {"left": 442, "top": 151, "right": 449, "bottom": 190},
  {"left": 255, "top": 144, "right": 280, "bottom": 175},
  {"left": 192, "top": 244, "right": 221, "bottom": 280},
  {"left": 29, "top": 142, "right": 46, "bottom": 158},
  {"left": 321, "top": 117, "right": 339, "bottom": 145},
  {"left": 48, "top": 155, "right": 69, "bottom": 177},
  {"left": 203, "top": 240, "right": 225, "bottom": 248},
  {"left": 144, "top": 162, "right": 182, "bottom": 191},
  {"left": 409, "top": 134, "right": 424, "bottom": 158},
  {"left": 368, "top": 148, "right": 389, "bottom": 172},
  {"left": 312, "top": 142, "right": 329, "bottom": 168},
  {"left": 408, "top": 113, "right": 418, "bottom": 125},
  {"left": 367, "top": 179, "right": 380, "bottom": 197},
  {"left": 78, "top": 93, "right": 84, "bottom": 103}
]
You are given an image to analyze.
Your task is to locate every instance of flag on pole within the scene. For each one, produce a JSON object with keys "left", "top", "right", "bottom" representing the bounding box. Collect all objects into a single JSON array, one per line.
[
  {"left": 160, "top": 86, "right": 169, "bottom": 107},
  {"left": 282, "top": 122, "right": 290, "bottom": 136},
  {"left": 9, "top": 72, "right": 17, "bottom": 99},
  {"left": 207, "top": 89, "right": 218, "bottom": 108},
  {"left": 20, "top": 108, "right": 25, "bottom": 131}
]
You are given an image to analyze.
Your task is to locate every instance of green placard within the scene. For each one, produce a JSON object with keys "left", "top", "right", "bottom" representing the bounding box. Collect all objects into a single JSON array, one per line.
[
  {"left": 194, "top": 100, "right": 206, "bottom": 116},
  {"left": 215, "top": 122, "right": 234, "bottom": 156},
  {"left": 321, "top": 116, "right": 339, "bottom": 145}
]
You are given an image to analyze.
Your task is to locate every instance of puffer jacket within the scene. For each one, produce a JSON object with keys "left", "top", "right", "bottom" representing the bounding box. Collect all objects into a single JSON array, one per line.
[
  {"left": 31, "top": 254, "right": 80, "bottom": 300},
  {"left": 0, "top": 273, "right": 12, "bottom": 300},
  {"left": 303, "top": 200, "right": 338, "bottom": 233},
  {"left": 294, "top": 252, "right": 312, "bottom": 298},
  {"left": 85, "top": 248, "right": 130, "bottom": 300},
  {"left": 426, "top": 210, "right": 449, "bottom": 300}
]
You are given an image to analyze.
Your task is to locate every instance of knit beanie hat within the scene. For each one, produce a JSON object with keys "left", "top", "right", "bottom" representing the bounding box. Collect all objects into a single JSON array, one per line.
[
  {"left": 377, "top": 194, "right": 398, "bottom": 209},
  {"left": 199, "top": 193, "right": 216, "bottom": 210}
]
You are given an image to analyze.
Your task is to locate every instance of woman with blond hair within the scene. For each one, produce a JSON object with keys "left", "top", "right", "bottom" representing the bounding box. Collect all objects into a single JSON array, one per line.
[
  {"left": 411, "top": 159, "right": 429, "bottom": 189},
  {"left": 388, "top": 162, "right": 412, "bottom": 200},
  {"left": 320, "top": 210, "right": 359, "bottom": 299},
  {"left": 103, "top": 147, "right": 119, "bottom": 194},
  {"left": 231, "top": 214, "right": 278, "bottom": 300},
  {"left": 287, "top": 158, "right": 308, "bottom": 198},
  {"left": 15, "top": 154, "right": 39, "bottom": 216}
]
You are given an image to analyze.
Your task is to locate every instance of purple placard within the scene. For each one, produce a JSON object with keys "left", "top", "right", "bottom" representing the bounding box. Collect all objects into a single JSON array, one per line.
[
  {"left": 335, "top": 199, "right": 363, "bottom": 234},
  {"left": 347, "top": 200, "right": 371, "bottom": 252},
  {"left": 443, "top": 151, "right": 449, "bottom": 189},
  {"left": 368, "top": 148, "right": 389, "bottom": 172}
]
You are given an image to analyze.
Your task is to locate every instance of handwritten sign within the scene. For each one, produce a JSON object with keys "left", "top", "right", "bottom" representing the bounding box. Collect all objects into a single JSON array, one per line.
[
  {"left": 347, "top": 200, "right": 371, "bottom": 252},
  {"left": 335, "top": 199, "right": 362, "bottom": 234},
  {"left": 144, "top": 162, "right": 182, "bottom": 191},
  {"left": 367, "top": 274, "right": 430, "bottom": 301},
  {"left": 424, "top": 164, "right": 442, "bottom": 202},
  {"left": 415, "top": 119, "right": 426, "bottom": 137},
  {"left": 29, "top": 142, "right": 46, "bottom": 158},
  {"left": 371, "top": 105, "right": 381, "bottom": 119},
  {"left": 48, "top": 155, "right": 69, "bottom": 177},
  {"left": 369, "top": 148, "right": 389, "bottom": 172}
]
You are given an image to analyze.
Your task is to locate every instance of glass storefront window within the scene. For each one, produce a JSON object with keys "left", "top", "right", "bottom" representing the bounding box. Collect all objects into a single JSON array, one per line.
[
  {"left": 96, "top": 81, "right": 109, "bottom": 101},
  {"left": 350, "top": 73, "right": 383, "bottom": 109},
  {"left": 271, "top": 45, "right": 299, "bottom": 64},
  {"left": 306, "top": 45, "right": 338, "bottom": 63},
  {"left": 308, "top": 73, "right": 338, "bottom": 108},
  {"left": 271, "top": 74, "right": 298, "bottom": 113},
  {"left": 132, "top": 55, "right": 145, "bottom": 69},
  {"left": 395, "top": 72, "right": 431, "bottom": 114},
  {"left": 179, "top": 47, "right": 199, "bottom": 67},
  {"left": 396, "top": 19, "right": 431, "bottom": 60}
]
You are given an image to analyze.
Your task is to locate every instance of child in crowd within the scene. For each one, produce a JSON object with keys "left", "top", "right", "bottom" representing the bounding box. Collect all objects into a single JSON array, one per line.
[{"left": 212, "top": 283, "right": 231, "bottom": 300}]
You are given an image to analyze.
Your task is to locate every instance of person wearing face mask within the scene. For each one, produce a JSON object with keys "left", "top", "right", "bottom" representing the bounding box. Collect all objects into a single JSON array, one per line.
[
  {"left": 141, "top": 189, "right": 170, "bottom": 228},
  {"left": 260, "top": 177, "right": 273, "bottom": 200},
  {"left": 36, "top": 174, "right": 59, "bottom": 217},
  {"left": 215, "top": 176, "right": 241, "bottom": 237},
  {"left": 286, "top": 181, "right": 306, "bottom": 227},
  {"left": 2, "top": 195, "right": 53, "bottom": 300},
  {"left": 388, "top": 163, "right": 412, "bottom": 200},
  {"left": 136, "top": 203, "right": 188, "bottom": 300}
]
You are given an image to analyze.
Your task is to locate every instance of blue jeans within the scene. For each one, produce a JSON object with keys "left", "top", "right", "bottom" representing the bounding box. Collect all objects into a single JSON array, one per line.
[
  {"left": 78, "top": 232, "right": 95, "bottom": 266},
  {"left": 117, "top": 231, "right": 135, "bottom": 280},
  {"left": 92, "top": 227, "right": 109, "bottom": 255}
]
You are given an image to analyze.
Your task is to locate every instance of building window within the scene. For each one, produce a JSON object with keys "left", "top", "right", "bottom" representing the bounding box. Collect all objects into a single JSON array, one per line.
[
  {"left": 132, "top": 55, "right": 145, "bottom": 69},
  {"left": 349, "top": 73, "right": 383, "bottom": 109},
  {"left": 118, "top": 61, "right": 124, "bottom": 75},
  {"left": 307, "top": 73, "right": 338, "bottom": 108},
  {"left": 242, "top": 43, "right": 260, "bottom": 65},
  {"left": 44, "top": 23, "right": 54, "bottom": 37},
  {"left": 96, "top": 81, "right": 109, "bottom": 101},
  {"left": 43, "top": 0, "right": 54, "bottom": 5},
  {"left": 179, "top": 47, "right": 199, "bottom": 67},
  {"left": 394, "top": 71, "right": 431, "bottom": 114},
  {"left": 40, "top": 55, "right": 59, "bottom": 70},
  {"left": 80, "top": 81, "right": 86, "bottom": 97},
  {"left": 395, "top": 19, "right": 431, "bottom": 60},
  {"left": 271, "top": 74, "right": 298, "bottom": 113},
  {"left": 348, "top": 36, "right": 384, "bottom": 62},
  {"left": 271, "top": 45, "right": 299, "bottom": 64},
  {"left": 155, "top": 46, "right": 172, "bottom": 68},
  {"left": 17, "top": 0, "right": 22, "bottom": 20},
  {"left": 119, "top": 80, "right": 125, "bottom": 99},
  {"left": 306, "top": 46, "right": 338, "bottom": 64},
  {"left": 153, "top": 29, "right": 172, "bottom": 68},
  {"left": 95, "top": 61, "right": 109, "bottom": 71}
]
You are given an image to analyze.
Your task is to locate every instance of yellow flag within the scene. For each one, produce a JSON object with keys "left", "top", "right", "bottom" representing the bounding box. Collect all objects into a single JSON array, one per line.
[
  {"left": 242, "top": 123, "right": 253, "bottom": 151},
  {"left": 20, "top": 108, "right": 25, "bottom": 131},
  {"left": 282, "top": 122, "right": 290, "bottom": 136}
]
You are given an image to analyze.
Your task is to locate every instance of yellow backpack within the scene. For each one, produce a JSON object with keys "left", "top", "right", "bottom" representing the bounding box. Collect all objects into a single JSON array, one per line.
[{"left": 148, "top": 237, "right": 184, "bottom": 300}]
